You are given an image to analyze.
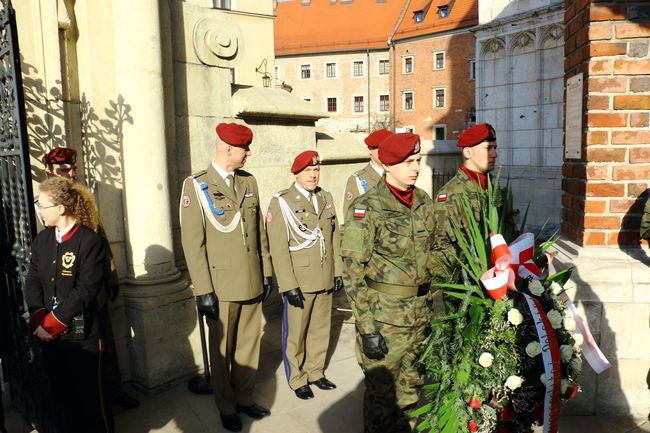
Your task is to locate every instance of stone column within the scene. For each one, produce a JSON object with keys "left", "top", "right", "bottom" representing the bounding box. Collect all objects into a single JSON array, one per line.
[{"left": 114, "top": 0, "right": 199, "bottom": 390}]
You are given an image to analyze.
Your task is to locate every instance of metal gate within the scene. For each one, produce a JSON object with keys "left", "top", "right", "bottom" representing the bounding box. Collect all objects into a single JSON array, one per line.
[{"left": 0, "top": 0, "right": 56, "bottom": 431}]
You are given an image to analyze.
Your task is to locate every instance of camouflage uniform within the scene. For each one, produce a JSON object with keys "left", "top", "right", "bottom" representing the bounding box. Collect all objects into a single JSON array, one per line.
[
  {"left": 342, "top": 163, "right": 383, "bottom": 216},
  {"left": 341, "top": 181, "right": 436, "bottom": 433},
  {"left": 641, "top": 197, "right": 650, "bottom": 241}
]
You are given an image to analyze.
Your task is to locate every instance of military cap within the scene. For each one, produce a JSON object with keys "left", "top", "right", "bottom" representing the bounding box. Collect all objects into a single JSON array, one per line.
[
  {"left": 378, "top": 133, "right": 421, "bottom": 165},
  {"left": 457, "top": 123, "right": 496, "bottom": 148},
  {"left": 291, "top": 150, "right": 320, "bottom": 174},
  {"left": 216, "top": 123, "right": 253, "bottom": 147},
  {"left": 42, "top": 147, "right": 77, "bottom": 165},
  {"left": 364, "top": 129, "right": 393, "bottom": 149}
]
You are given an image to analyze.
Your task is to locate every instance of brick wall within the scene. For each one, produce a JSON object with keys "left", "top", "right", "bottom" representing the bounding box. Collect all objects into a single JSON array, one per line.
[{"left": 563, "top": 1, "right": 650, "bottom": 247}]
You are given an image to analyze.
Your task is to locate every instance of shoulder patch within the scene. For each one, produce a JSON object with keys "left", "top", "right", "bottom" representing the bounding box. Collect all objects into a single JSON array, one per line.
[
  {"left": 437, "top": 193, "right": 448, "bottom": 202},
  {"left": 182, "top": 195, "right": 191, "bottom": 208},
  {"left": 345, "top": 191, "right": 354, "bottom": 201},
  {"left": 353, "top": 208, "right": 366, "bottom": 218}
]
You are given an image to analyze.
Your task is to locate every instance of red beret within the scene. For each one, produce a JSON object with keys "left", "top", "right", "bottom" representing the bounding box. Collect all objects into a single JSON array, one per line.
[
  {"left": 42, "top": 147, "right": 76, "bottom": 165},
  {"left": 457, "top": 123, "right": 496, "bottom": 148},
  {"left": 378, "top": 133, "right": 421, "bottom": 165},
  {"left": 364, "top": 129, "right": 393, "bottom": 149},
  {"left": 291, "top": 150, "right": 320, "bottom": 174},
  {"left": 215, "top": 123, "right": 253, "bottom": 147}
]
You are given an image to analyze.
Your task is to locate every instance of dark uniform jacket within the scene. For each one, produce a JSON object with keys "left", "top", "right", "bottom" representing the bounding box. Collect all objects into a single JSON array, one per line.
[
  {"left": 25, "top": 226, "right": 106, "bottom": 347},
  {"left": 641, "top": 197, "right": 650, "bottom": 241}
]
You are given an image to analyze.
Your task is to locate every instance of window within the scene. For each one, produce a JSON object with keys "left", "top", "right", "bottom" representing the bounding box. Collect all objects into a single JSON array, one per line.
[
  {"left": 438, "top": 5, "right": 449, "bottom": 18},
  {"left": 433, "top": 87, "right": 446, "bottom": 108},
  {"left": 301, "top": 64, "right": 311, "bottom": 79},
  {"left": 379, "top": 94, "right": 389, "bottom": 112},
  {"left": 379, "top": 59, "right": 389, "bottom": 75},
  {"left": 434, "top": 51, "right": 445, "bottom": 70},
  {"left": 325, "top": 63, "right": 337, "bottom": 78},
  {"left": 327, "top": 97, "right": 338, "bottom": 112},
  {"left": 403, "top": 56, "right": 413, "bottom": 74},
  {"left": 403, "top": 91, "right": 414, "bottom": 111},
  {"left": 353, "top": 61, "right": 364, "bottom": 77},
  {"left": 353, "top": 96, "right": 364, "bottom": 113},
  {"left": 469, "top": 59, "right": 476, "bottom": 80},
  {"left": 404, "top": 126, "right": 415, "bottom": 133},
  {"left": 275, "top": 66, "right": 280, "bottom": 80},
  {"left": 414, "top": 11, "right": 424, "bottom": 23},
  {"left": 214, "top": 0, "right": 231, "bottom": 9},
  {"left": 434, "top": 125, "right": 447, "bottom": 140}
]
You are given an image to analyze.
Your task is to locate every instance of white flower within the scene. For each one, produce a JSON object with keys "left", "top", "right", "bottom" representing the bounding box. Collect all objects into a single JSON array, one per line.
[
  {"left": 560, "top": 345, "right": 573, "bottom": 362},
  {"left": 570, "top": 357, "right": 582, "bottom": 375},
  {"left": 507, "top": 308, "right": 523, "bottom": 326},
  {"left": 547, "top": 310, "right": 563, "bottom": 329},
  {"left": 526, "top": 341, "right": 542, "bottom": 357},
  {"left": 540, "top": 373, "right": 548, "bottom": 386},
  {"left": 550, "top": 282, "right": 564, "bottom": 296},
  {"left": 572, "top": 332, "right": 584, "bottom": 347},
  {"left": 528, "top": 280, "right": 545, "bottom": 296},
  {"left": 505, "top": 375, "right": 523, "bottom": 390},
  {"left": 478, "top": 352, "right": 494, "bottom": 368},
  {"left": 563, "top": 313, "right": 577, "bottom": 332},
  {"left": 561, "top": 379, "right": 568, "bottom": 394}
]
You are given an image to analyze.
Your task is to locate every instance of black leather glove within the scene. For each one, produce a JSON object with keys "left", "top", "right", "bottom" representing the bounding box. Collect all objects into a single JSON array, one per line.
[
  {"left": 262, "top": 277, "right": 274, "bottom": 302},
  {"left": 107, "top": 285, "right": 120, "bottom": 302},
  {"left": 362, "top": 332, "right": 388, "bottom": 360},
  {"left": 284, "top": 288, "right": 304, "bottom": 309},
  {"left": 196, "top": 293, "right": 219, "bottom": 320},
  {"left": 333, "top": 276, "right": 343, "bottom": 294}
]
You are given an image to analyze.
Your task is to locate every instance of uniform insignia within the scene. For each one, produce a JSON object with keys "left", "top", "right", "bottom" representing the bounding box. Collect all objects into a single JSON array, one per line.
[
  {"left": 345, "top": 191, "right": 353, "bottom": 201},
  {"left": 304, "top": 212, "right": 310, "bottom": 219},
  {"left": 298, "top": 223, "right": 308, "bottom": 232},
  {"left": 226, "top": 203, "right": 232, "bottom": 209},
  {"left": 244, "top": 192, "right": 254, "bottom": 198},
  {"left": 325, "top": 203, "right": 332, "bottom": 210},
  {"left": 437, "top": 193, "right": 448, "bottom": 202},
  {"left": 182, "top": 195, "right": 191, "bottom": 208},
  {"left": 353, "top": 208, "right": 366, "bottom": 218},
  {"left": 61, "top": 252, "right": 75, "bottom": 277},
  {"left": 266, "top": 211, "right": 272, "bottom": 223}
]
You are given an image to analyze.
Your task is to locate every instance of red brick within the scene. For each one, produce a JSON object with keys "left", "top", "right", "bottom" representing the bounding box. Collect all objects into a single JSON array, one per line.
[
  {"left": 588, "top": 59, "right": 613, "bottom": 75},
  {"left": 610, "top": 198, "right": 645, "bottom": 214},
  {"left": 611, "top": 131, "right": 650, "bottom": 145},
  {"left": 587, "top": 165, "right": 608, "bottom": 179},
  {"left": 616, "top": 23, "right": 650, "bottom": 39},
  {"left": 584, "top": 215, "right": 621, "bottom": 229},
  {"left": 631, "top": 77, "right": 650, "bottom": 93},
  {"left": 585, "top": 200, "right": 607, "bottom": 213},
  {"left": 630, "top": 147, "right": 650, "bottom": 163},
  {"left": 561, "top": 222, "right": 583, "bottom": 245},
  {"left": 587, "top": 95, "right": 609, "bottom": 110},
  {"left": 584, "top": 231, "right": 606, "bottom": 246},
  {"left": 609, "top": 231, "right": 641, "bottom": 246},
  {"left": 614, "top": 95, "right": 650, "bottom": 110},
  {"left": 612, "top": 165, "right": 650, "bottom": 180},
  {"left": 630, "top": 113, "right": 649, "bottom": 128},
  {"left": 588, "top": 77, "right": 627, "bottom": 92},
  {"left": 587, "top": 113, "right": 627, "bottom": 127},
  {"left": 589, "top": 5, "right": 626, "bottom": 21},
  {"left": 586, "top": 183, "right": 625, "bottom": 197},
  {"left": 564, "top": 178, "right": 586, "bottom": 195},
  {"left": 562, "top": 194, "right": 573, "bottom": 209},
  {"left": 587, "top": 131, "right": 609, "bottom": 145},
  {"left": 586, "top": 147, "right": 626, "bottom": 162},
  {"left": 628, "top": 183, "right": 650, "bottom": 198},
  {"left": 589, "top": 42, "right": 627, "bottom": 57},
  {"left": 588, "top": 23, "right": 613, "bottom": 41},
  {"left": 614, "top": 59, "right": 650, "bottom": 75}
]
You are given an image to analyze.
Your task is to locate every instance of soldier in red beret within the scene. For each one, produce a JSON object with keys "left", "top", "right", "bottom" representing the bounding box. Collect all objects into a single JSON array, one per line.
[
  {"left": 266, "top": 150, "right": 343, "bottom": 400},
  {"left": 341, "top": 133, "right": 437, "bottom": 433},
  {"left": 342, "top": 129, "right": 394, "bottom": 216},
  {"left": 42, "top": 147, "right": 78, "bottom": 182},
  {"left": 180, "top": 122, "right": 273, "bottom": 432}
]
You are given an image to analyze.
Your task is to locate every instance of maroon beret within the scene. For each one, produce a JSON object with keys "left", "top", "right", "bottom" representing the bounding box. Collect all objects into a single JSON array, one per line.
[
  {"left": 291, "top": 150, "right": 320, "bottom": 174},
  {"left": 457, "top": 123, "right": 496, "bottom": 148},
  {"left": 364, "top": 129, "right": 393, "bottom": 149},
  {"left": 215, "top": 123, "right": 253, "bottom": 147},
  {"left": 42, "top": 147, "right": 77, "bottom": 165},
  {"left": 378, "top": 133, "right": 421, "bottom": 165}
]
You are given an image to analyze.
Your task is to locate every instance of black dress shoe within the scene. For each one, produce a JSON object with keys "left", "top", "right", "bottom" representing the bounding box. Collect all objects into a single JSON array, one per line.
[
  {"left": 220, "top": 414, "right": 242, "bottom": 432},
  {"left": 112, "top": 391, "right": 141, "bottom": 409},
  {"left": 236, "top": 403, "right": 270, "bottom": 419},
  {"left": 294, "top": 384, "right": 314, "bottom": 400},
  {"left": 309, "top": 378, "right": 337, "bottom": 390}
]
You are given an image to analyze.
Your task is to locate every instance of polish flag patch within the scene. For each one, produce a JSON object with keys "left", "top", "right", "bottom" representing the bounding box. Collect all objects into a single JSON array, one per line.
[
  {"left": 437, "top": 193, "right": 447, "bottom": 202},
  {"left": 353, "top": 208, "right": 366, "bottom": 218}
]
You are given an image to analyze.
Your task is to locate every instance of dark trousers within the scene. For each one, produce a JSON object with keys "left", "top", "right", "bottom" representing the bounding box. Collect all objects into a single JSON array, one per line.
[
  {"left": 42, "top": 338, "right": 114, "bottom": 433},
  {"left": 97, "top": 305, "right": 123, "bottom": 400}
]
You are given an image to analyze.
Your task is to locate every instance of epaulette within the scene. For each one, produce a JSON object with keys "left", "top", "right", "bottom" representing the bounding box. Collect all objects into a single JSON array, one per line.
[
  {"left": 273, "top": 189, "right": 289, "bottom": 198},
  {"left": 190, "top": 169, "right": 207, "bottom": 179}
]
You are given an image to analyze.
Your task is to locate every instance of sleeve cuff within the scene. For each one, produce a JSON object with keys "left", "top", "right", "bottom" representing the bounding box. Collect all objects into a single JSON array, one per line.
[
  {"left": 30, "top": 308, "right": 48, "bottom": 332},
  {"left": 42, "top": 311, "right": 68, "bottom": 337}
]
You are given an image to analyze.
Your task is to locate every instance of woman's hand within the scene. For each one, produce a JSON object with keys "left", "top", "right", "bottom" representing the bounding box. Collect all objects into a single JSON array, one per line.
[{"left": 34, "top": 325, "right": 55, "bottom": 341}]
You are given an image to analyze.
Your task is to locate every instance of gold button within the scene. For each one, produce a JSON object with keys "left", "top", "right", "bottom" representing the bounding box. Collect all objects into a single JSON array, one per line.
[{"left": 50, "top": 277, "right": 54, "bottom": 282}]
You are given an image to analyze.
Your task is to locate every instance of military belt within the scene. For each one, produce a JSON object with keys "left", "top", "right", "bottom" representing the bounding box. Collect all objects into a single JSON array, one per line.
[{"left": 365, "top": 278, "right": 429, "bottom": 297}]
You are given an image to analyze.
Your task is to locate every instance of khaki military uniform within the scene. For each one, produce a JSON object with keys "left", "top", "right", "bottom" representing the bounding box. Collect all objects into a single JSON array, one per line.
[
  {"left": 341, "top": 181, "right": 436, "bottom": 433},
  {"left": 641, "top": 197, "right": 650, "bottom": 241},
  {"left": 180, "top": 164, "right": 272, "bottom": 415},
  {"left": 266, "top": 183, "right": 342, "bottom": 390},
  {"left": 343, "top": 163, "right": 383, "bottom": 216}
]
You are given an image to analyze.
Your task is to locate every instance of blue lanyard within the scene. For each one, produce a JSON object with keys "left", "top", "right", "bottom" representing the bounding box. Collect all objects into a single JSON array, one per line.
[
  {"left": 196, "top": 180, "right": 225, "bottom": 215},
  {"left": 359, "top": 176, "right": 367, "bottom": 193}
]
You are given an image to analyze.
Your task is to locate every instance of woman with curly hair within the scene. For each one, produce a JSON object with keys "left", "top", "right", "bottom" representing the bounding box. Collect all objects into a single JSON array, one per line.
[{"left": 26, "top": 177, "right": 114, "bottom": 433}]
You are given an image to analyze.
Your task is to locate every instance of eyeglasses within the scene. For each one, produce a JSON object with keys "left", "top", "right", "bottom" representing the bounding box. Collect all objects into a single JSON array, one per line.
[{"left": 36, "top": 201, "right": 58, "bottom": 210}]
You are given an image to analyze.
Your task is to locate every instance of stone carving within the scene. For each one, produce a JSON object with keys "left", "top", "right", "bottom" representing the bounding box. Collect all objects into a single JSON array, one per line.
[
  {"left": 192, "top": 16, "right": 244, "bottom": 67},
  {"left": 541, "top": 24, "right": 564, "bottom": 48},
  {"left": 510, "top": 31, "right": 536, "bottom": 53},
  {"left": 481, "top": 37, "right": 505, "bottom": 56}
]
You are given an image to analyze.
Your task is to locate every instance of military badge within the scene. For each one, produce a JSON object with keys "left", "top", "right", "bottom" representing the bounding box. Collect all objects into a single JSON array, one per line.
[
  {"left": 353, "top": 208, "right": 366, "bottom": 218},
  {"left": 266, "top": 211, "right": 272, "bottom": 223},
  {"left": 324, "top": 203, "right": 332, "bottom": 210},
  {"left": 437, "top": 193, "right": 447, "bottom": 202},
  {"left": 182, "top": 195, "right": 191, "bottom": 208},
  {"left": 61, "top": 252, "right": 75, "bottom": 277},
  {"left": 345, "top": 191, "right": 353, "bottom": 201},
  {"left": 244, "top": 192, "right": 255, "bottom": 198},
  {"left": 298, "top": 223, "right": 308, "bottom": 232}
]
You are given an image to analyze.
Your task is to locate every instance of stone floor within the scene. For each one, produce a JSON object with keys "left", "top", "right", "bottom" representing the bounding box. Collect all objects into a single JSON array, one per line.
[{"left": 4, "top": 296, "right": 649, "bottom": 433}]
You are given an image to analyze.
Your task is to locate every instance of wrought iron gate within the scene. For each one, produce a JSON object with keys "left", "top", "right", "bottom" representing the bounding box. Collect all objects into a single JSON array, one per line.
[{"left": 0, "top": 0, "right": 56, "bottom": 431}]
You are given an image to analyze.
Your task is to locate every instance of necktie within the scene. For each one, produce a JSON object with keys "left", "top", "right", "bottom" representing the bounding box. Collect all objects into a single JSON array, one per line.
[
  {"left": 309, "top": 193, "right": 317, "bottom": 212},
  {"left": 226, "top": 174, "right": 236, "bottom": 196}
]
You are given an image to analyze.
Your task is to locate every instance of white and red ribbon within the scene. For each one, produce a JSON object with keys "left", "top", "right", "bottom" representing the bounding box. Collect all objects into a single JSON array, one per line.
[{"left": 480, "top": 233, "right": 516, "bottom": 300}]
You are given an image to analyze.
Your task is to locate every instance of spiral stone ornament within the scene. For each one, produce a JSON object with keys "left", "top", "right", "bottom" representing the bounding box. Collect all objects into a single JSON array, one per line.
[{"left": 192, "top": 17, "right": 244, "bottom": 67}]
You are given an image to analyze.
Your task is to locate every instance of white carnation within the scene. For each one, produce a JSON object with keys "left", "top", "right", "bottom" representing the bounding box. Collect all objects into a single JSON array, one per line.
[
  {"left": 560, "top": 344, "right": 573, "bottom": 362},
  {"left": 550, "top": 282, "right": 564, "bottom": 296},
  {"left": 505, "top": 375, "right": 523, "bottom": 390},
  {"left": 526, "top": 341, "right": 542, "bottom": 357},
  {"left": 528, "top": 279, "right": 545, "bottom": 296},
  {"left": 507, "top": 308, "right": 523, "bottom": 326},
  {"left": 572, "top": 332, "right": 584, "bottom": 347},
  {"left": 547, "top": 310, "right": 563, "bottom": 329},
  {"left": 478, "top": 352, "right": 494, "bottom": 368},
  {"left": 540, "top": 373, "right": 548, "bottom": 386},
  {"left": 563, "top": 313, "right": 577, "bottom": 332},
  {"left": 570, "top": 357, "right": 582, "bottom": 375}
]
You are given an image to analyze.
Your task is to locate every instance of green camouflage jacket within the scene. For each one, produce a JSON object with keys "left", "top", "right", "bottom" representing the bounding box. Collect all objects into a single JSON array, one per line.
[
  {"left": 341, "top": 181, "right": 435, "bottom": 334},
  {"left": 641, "top": 197, "right": 650, "bottom": 241}
]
